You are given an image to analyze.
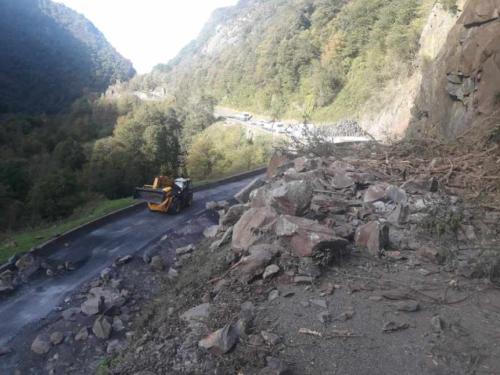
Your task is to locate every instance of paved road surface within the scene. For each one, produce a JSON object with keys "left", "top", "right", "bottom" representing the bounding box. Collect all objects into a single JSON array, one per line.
[{"left": 0, "top": 175, "right": 259, "bottom": 348}]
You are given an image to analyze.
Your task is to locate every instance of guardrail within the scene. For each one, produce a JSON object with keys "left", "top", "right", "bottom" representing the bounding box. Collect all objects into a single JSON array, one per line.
[{"left": 0, "top": 167, "right": 266, "bottom": 271}]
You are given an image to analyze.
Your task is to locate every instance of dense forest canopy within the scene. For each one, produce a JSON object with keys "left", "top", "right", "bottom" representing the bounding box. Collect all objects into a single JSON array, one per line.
[{"left": 0, "top": 0, "right": 135, "bottom": 114}]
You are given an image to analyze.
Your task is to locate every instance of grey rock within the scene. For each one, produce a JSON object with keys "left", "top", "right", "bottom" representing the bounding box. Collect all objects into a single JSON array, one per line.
[
  {"left": 310, "top": 299, "right": 327, "bottom": 309},
  {"left": 394, "top": 300, "right": 420, "bottom": 312},
  {"left": 107, "top": 339, "right": 127, "bottom": 355},
  {"left": 15, "top": 253, "right": 41, "bottom": 280},
  {"left": 75, "top": 327, "right": 89, "bottom": 341},
  {"left": 203, "top": 225, "right": 219, "bottom": 239},
  {"left": 50, "top": 331, "right": 64, "bottom": 345},
  {"left": 261, "top": 331, "right": 281, "bottom": 345},
  {"left": 81, "top": 296, "right": 104, "bottom": 316},
  {"left": 263, "top": 264, "right": 280, "bottom": 280},
  {"left": 318, "top": 311, "right": 332, "bottom": 324},
  {"left": 181, "top": 303, "right": 211, "bottom": 325},
  {"left": 206, "top": 201, "right": 218, "bottom": 210},
  {"left": 385, "top": 185, "right": 407, "bottom": 203},
  {"left": 112, "top": 317, "right": 125, "bottom": 332},
  {"left": 150, "top": 255, "right": 165, "bottom": 271},
  {"left": 235, "top": 178, "right": 265, "bottom": 204},
  {"left": 268, "top": 290, "right": 280, "bottom": 302},
  {"left": 116, "top": 255, "right": 133, "bottom": 266},
  {"left": 93, "top": 316, "right": 112, "bottom": 339},
  {"left": 176, "top": 244, "right": 195, "bottom": 255},
  {"left": 431, "top": 315, "right": 443, "bottom": 332},
  {"left": 382, "top": 321, "right": 409, "bottom": 333},
  {"left": 199, "top": 323, "right": 239, "bottom": 354},
  {"left": 31, "top": 334, "right": 51, "bottom": 354},
  {"left": 220, "top": 204, "right": 248, "bottom": 228}
]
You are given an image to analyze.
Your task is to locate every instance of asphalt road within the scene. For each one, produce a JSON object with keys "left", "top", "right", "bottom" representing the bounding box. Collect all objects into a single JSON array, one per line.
[{"left": 0, "top": 175, "right": 259, "bottom": 349}]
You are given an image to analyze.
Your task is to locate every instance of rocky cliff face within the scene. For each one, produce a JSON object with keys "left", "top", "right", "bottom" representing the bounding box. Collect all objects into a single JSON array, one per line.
[{"left": 406, "top": 0, "right": 500, "bottom": 139}]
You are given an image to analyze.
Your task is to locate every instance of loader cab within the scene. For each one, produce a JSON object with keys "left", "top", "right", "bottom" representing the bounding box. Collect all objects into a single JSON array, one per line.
[{"left": 174, "top": 178, "right": 191, "bottom": 191}]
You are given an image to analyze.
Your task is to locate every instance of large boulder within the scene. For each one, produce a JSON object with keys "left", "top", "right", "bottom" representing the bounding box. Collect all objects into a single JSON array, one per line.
[
  {"left": 31, "top": 334, "right": 51, "bottom": 354},
  {"left": 270, "top": 180, "right": 313, "bottom": 216},
  {"left": 232, "top": 207, "right": 278, "bottom": 254},
  {"left": 462, "top": 0, "right": 500, "bottom": 27},
  {"left": 231, "top": 244, "right": 275, "bottom": 283},
  {"left": 276, "top": 215, "right": 348, "bottom": 258},
  {"left": 220, "top": 204, "right": 248, "bottom": 227},
  {"left": 267, "top": 153, "right": 292, "bottom": 179},
  {"left": 355, "top": 221, "right": 389, "bottom": 257},
  {"left": 235, "top": 178, "right": 265, "bottom": 204}
]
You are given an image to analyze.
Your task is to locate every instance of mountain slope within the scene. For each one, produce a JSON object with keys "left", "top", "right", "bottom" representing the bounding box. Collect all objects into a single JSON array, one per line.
[
  {"left": 138, "top": 0, "right": 434, "bottom": 123},
  {"left": 0, "top": 0, "right": 135, "bottom": 114}
]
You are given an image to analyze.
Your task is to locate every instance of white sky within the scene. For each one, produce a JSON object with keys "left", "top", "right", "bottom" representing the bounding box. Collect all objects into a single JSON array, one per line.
[{"left": 54, "top": 0, "right": 238, "bottom": 73}]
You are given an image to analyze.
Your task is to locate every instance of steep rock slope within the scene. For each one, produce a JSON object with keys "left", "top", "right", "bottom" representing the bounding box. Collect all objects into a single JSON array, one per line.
[
  {"left": 408, "top": 0, "right": 500, "bottom": 138},
  {"left": 0, "top": 0, "right": 135, "bottom": 114}
]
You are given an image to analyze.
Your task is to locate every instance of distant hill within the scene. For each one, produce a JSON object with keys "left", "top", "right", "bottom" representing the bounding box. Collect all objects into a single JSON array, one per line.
[{"left": 0, "top": 0, "right": 135, "bottom": 114}]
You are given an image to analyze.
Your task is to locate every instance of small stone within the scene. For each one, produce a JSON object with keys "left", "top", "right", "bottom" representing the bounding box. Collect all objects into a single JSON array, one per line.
[
  {"left": 383, "top": 321, "right": 409, "bottom": 333},
  {"left": 318, "top": 311, "right": 332, "bottom": 324},
  {"left": 50, "top": 332, "right": 64, "bottom": 345},
  {"left": 416, "top": 246, "right": 445, "bottom": 264},
  {"left": 310, "top": 299, "right": 327, "bottom": 309},
  {"left": 31, "top": 334, "right": 51, "bottom": 354},
  {"left": 385, "top": 185, "right": 407, "bottom": 203},
  {"left": 369, "top": 296, "right": 383, "bottom": 302},
  {"left": 81, "top": 296, "right": 104, "bottom": 316},
  {"left": 203, "top": 225, "right": 219, "bottom": 238},
  {"left": 430, "top": 315, "right": 443, "bottom": 332},
  {"left": 205, "top": 201, "right": 218, "bottom": 210},
  {"left": 199, "top": 324, "right": 239, "bottom": 354},
  {"left": 93, "top": 316, "right": 112, "bottom": 339},
  {"left": 100, "top": 267, "right": 112, "bottom": 280},
  {"left": 150, "top": 256, "right": 165, "bottom": 271},
  {"left": 293, "top": 276, "right": 314, "bottom": 284},
  {"left": 268, "top": 290, "right": 280, "bottom": 302},
  {"left": 263, "top": 264, "right": 280, "bottom": 280},
  {"left": 394, "top": 300, "right": 420, "bottom": 312},
  {"left": 176, "top": 244, "right": 195, "bottom": 255},
  {"left": 75, "top": 327, "right": 89, "bottom": 341},
  {"left": 167, "top": 268, "right": 178, "bottom": 279},
  {"left": 259, "top": 356, "right": 291, "bottom": 375},
  {"left": 116, "top": 255, "right": 133, "bottom": 265},
  {"left": 335, "top": 309, "right": 355, "bottom": 321},
  {"left": 181, "top": 303, "right": 211, "bottom": 325},
  {"left": 261, "top": 331, "right": 281, "bottom": 345},
  {"left": 112, "top": 317, "right": 125, "bottom": 332},
  {"left": 62, "top": 307, "right": 81, "bottom": 321}
]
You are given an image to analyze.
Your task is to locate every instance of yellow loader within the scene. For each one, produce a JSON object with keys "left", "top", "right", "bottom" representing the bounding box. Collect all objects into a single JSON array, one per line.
[{"left": 134, "top": 176, "right": 193, "bottom": 214}]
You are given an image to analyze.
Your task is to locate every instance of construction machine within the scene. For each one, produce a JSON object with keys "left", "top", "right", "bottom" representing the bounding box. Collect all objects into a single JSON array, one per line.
[{"left": 134, "top": 176, "right": 193, "bottom": 214}]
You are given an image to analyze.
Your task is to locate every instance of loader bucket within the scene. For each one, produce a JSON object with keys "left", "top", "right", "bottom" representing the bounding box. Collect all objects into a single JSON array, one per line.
[{"left": 134, "top": 187, "right": 166, "bottom": 205}]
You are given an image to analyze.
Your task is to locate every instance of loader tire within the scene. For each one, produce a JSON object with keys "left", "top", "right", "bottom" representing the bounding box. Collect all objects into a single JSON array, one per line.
[{"left": 170, "top": 199, "right": 181, "bottom": 214}]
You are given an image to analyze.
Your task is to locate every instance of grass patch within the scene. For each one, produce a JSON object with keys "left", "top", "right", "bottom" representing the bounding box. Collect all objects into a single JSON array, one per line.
[{"left": 0, "top": 197, "right": 135, "bottom": 264}]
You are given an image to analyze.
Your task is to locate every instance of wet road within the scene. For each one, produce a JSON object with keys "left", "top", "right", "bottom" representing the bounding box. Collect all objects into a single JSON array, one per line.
[{"left": 0, "top": 175, "right": 259, "bottom": 348}]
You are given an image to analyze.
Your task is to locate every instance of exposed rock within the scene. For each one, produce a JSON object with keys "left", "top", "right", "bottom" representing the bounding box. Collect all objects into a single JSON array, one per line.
[
  {"left": 355, "top": 221, "right": 390, "bottom": 257},
  {"left": 268, "top": 289, "right": 280, "bottom": 301},
  {"left": 116, "top": 255, "right": 133, "bottom": 266},
  {"left": 310, "top": 194, "right": 352, "bottom": 215},
  {"left": 394, "top": 300, "right": 420, "bottom": 312},
  {"left": 0, "top": 270, "right": 15, "bottom": 293},
  {"left": 203, "top": 225, "right": 219, "bottom": 239},
  {"left": 293, "top": 156, "right": 319, "bottom": 173},
  {"left": 232, "top": 245, "right": 274, "bottom": 283},
  {"left": 270, "top": 180, "right": 313, "bottom": 216},
  {"left": 31, "top": 334, "right": 51, "bottom": 354},
  {"left": 430, "top": 315, "right": 443, "bottom": 332},
  {"left": 220, "top": 204, "right": 248, "bottom": 227},
  {"left": 176, "top": 244, "right": 195, "bottom": 256},
  {"left": 206, "top": 201, "right": 218, "bottom": 210},
  {"left": 50, "top": 331, "right": 64, "bottom": 345},
  {"left": 276, "top": 215, "right": 348, "bottom": 258},
  {"left": 93, "top": 315, "right": 112, "bottom": 339},
  {"left": 388, "top": 203, "right": 410, "bottom": 225},
  {"left": 261, "top": 331, "right": 281, "bottom": 345},
  {"left": 259, "top": 356, "right": 291, "bottom": 375},
  {"left": 363, "top": 184, "right": 388, "bottom": 203},
  {"left": 235, "top": 178, "right": 265, "bottom": 203},
  {"left": 107, "top": 339, "right": 127, "bottom": 355},
  {"left": 232, "top": 207, "right": 277, "bottom": 253},
  {"left": 263, "top": 264, "right": 280, "bottom": 280},
  {"left": 181, "top": 303, "right": 211, "bottom": 326},
  {"left": 332, "top": 172, "right": 355, "bottom": 189},
  {"left": 81, "top": 296, "right": 104, "bottom": 316},
  {"left": 15, "top": 253, "right": 41, "bottom": 280},
  {"left": 416, "top": 246, "right": 446, "bottom": 264},
  {"left": 462, "top": 0, "right": 500, "bottom": 27},
  {"left": 199, "top": 323, "right": 239, "bottom": 354},
  {"left": 75, "top": 327, "right": 89, "bottom": 341},
  {"left": 267, "top": 152, "right": 292, "bottom": 179},
  {"left": 383, "top": 321, "right": 409, "bottom": 333},
  {"left": 150, "top": 255, "right": 165, "bottom": 271},
  {"left": 385, "top": 185, "right": 407, "bottom": 203}
]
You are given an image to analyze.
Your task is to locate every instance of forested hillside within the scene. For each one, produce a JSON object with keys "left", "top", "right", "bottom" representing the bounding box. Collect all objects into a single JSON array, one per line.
[
  {"left": 130, "top": 0, "right": 447, "bottom": 122},
  {"left": 0, "top": 0, "right": 135, "bottom": 114}
]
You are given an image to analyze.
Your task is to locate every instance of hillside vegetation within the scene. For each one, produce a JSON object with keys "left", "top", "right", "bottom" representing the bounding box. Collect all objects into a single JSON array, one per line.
[
  {"left": 128, "top": 0, "right": 439, "bottom": 122},
  {"left": 0, "top": 0, "right": 135, "bottom": 114}
]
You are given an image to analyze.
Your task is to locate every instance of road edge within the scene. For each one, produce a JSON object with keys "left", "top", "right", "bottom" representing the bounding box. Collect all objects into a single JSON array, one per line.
[{"left": 0, "top": 167, "right": 266, "bottom": 271}]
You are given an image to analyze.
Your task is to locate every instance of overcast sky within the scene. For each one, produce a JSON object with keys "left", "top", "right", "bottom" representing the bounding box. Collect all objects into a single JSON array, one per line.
[{"left": 54, "top": 0, "right": 237, "bottom": 73}]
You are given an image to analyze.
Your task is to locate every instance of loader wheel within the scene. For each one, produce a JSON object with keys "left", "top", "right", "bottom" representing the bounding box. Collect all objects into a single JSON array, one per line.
[{"left": 170, "top": 199, "right": 181, "bottom": 214}]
